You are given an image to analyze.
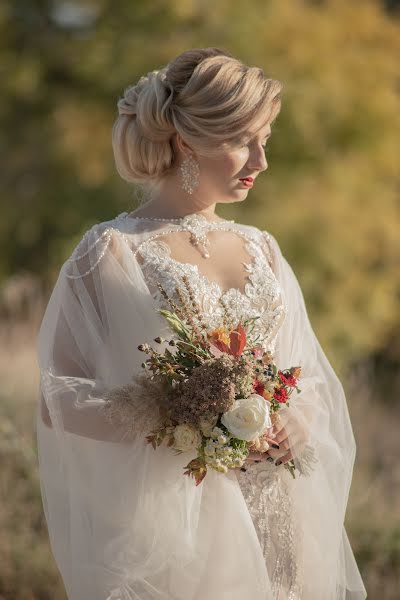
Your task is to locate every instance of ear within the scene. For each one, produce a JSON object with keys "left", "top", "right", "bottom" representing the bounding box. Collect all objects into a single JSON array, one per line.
[{"left": 174, "top": 132, "right": 194, "bottom": 156}]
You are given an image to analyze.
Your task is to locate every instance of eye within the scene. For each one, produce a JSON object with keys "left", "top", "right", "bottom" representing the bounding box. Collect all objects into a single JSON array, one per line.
[
  {"left": 239, "top": 137, "right": 251, "bottom": 147},
  {"left": 237, "top": 137, "right": 269, "bottom": 150}
]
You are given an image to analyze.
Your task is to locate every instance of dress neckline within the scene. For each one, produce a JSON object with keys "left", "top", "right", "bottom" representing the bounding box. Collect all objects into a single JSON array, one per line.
[
  {"left": 118, "top": 211, "right": 235, "bottom": 226},
  {"left": 139, "top": 235, "right": 262, "bottom": 299}
]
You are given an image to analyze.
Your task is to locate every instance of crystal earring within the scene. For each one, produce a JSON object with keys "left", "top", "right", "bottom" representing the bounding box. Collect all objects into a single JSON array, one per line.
[{"left": 179, "top": 154, "right": 200, "bottom": 195}]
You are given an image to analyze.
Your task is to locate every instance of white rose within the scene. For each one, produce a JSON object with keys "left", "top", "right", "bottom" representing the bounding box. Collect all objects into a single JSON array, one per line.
[
  {"left": 173, "top": 424, "right": 202, "bottom": 452},
  {"left": 221, "top": 394, "right": 272, "bottom": 442}
]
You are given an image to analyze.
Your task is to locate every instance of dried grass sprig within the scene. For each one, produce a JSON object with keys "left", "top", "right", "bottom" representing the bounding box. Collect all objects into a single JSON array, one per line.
[{"left": 99, "top": 372, "right": 166, "bottom": 440}]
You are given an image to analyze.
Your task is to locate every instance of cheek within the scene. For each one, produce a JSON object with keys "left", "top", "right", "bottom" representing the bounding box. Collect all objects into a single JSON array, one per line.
[
  {"left": 200, "top": 149, "right": 249, "bottom": 185},
  {"left": 215, "top": 150, "right": 249, "bottom": 177},
  {"left": 233, "top": 148, "right": 250, "bottom": 164}
]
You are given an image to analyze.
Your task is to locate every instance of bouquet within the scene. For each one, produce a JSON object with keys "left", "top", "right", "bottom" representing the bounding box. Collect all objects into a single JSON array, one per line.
[{"left": 101, "top": 275, "right": 317, "bottom": 485}]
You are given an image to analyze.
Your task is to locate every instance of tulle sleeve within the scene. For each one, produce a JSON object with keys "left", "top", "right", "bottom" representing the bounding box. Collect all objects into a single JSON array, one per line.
[
  {"left": 266, "top": 232, "right": 367, "bottom": 599},
  {"left": 37, "top": 223, "right": 169, "bottom": 443}
]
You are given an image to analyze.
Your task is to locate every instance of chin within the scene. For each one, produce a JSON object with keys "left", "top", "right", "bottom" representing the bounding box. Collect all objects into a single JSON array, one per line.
[{"left": 231, "top": 188, "right": 250, "bottom": 197}]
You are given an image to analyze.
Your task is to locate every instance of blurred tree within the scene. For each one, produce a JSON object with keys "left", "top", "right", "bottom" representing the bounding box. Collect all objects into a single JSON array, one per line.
[
  {"left": 1, "top": 0, "right": 399, "bottom": 373},
  {"left": 383, "top": 0, "right": 400, "bottom": 15}
]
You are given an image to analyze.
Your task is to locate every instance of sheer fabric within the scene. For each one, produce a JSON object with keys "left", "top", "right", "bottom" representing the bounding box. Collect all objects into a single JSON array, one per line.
[{"left": 36, "top": 212, "right": 367, "bottom": 599}]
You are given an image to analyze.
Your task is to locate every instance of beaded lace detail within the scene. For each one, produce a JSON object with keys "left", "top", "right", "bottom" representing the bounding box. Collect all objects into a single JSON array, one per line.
[
  {"left": 236, "top": 462, "right": 304, "bottom": 599},
  {"left": 130, "top": 220, "right": 287, "bottom": 355}
]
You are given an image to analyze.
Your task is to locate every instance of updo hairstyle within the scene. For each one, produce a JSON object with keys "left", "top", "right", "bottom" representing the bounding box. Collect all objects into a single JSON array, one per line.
[{"left": 112, "top": 47, "right": 282, "bottom": 190}]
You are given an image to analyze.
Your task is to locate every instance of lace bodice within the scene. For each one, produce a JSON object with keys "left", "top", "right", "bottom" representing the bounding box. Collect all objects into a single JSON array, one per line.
[{"left": 114, "top": 211, "right": 288, "bottom": 355}]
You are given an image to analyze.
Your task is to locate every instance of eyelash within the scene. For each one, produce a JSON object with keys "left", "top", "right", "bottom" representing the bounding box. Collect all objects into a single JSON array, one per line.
[{"left": 240, "top": 139, "right": 269, "bottom": 150}]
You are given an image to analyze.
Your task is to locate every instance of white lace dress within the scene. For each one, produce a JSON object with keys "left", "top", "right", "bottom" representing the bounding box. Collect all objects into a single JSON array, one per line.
[{"left": 36, "top": 210, "right": 367, "bottom": 599}]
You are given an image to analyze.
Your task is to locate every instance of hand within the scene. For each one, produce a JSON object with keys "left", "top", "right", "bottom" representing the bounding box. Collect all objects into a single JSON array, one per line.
[{"left": 265, "top": 410, "right": 310, "bottom": 466}]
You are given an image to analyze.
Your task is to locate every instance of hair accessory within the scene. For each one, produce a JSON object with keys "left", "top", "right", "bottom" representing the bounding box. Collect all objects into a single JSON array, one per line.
[{"left": 180, "top": 154, "right": 200, "bottom": 195}]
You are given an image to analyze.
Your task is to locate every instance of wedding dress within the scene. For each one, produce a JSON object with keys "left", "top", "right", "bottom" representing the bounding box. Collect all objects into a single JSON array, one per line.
[{"left": 36, "top": 211, "right": 367, "bottom": 600}]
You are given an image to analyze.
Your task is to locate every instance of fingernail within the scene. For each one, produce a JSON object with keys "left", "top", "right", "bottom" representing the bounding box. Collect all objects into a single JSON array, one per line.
[
  {"left": 267, "top": 456, "right": 274, "bottom": 463},
  {"left": 271, "top": 443, "right": 280, "bottom": 449},
  {"left": 275, "top": 459, "right": 282, "bottom": 466}
]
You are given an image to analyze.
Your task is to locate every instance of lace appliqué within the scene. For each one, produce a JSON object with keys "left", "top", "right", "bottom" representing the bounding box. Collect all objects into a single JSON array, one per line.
[
  {"left": 236, "top": 462, "right": 304, "bottom": 599},
  {"left": 136, "top": 232, "right": 287, "bottom": 355}
]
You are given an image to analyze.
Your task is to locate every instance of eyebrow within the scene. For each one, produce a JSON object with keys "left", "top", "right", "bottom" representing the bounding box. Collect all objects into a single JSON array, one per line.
[{"left": 247, "top": 129, "right": 271, "bottom": 139}]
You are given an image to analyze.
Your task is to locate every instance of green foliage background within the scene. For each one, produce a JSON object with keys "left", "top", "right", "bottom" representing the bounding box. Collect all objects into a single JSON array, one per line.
[
  {"left": 3, "top": 0, "right": 400, "bottom": 373},
  {"left": 1, "top": 0, "right": 399, "bottom": 598},
  {"left": 2, "top": 0, "right": 399, "bottom": 371}
]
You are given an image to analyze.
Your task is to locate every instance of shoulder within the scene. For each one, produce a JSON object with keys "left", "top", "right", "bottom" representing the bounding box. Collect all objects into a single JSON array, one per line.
[
  {"left": 63, "top": 214, "right": 131, "bottom": 280},
  {"left": 234, "top": 221, "right": 278, "bottom": 243},
  {"left": 235, "top": 222, "right": 281, "bottom": 265}
]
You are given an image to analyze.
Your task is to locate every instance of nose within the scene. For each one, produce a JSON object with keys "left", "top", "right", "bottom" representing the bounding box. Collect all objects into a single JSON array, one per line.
[{"left": 247, "top": 145, "right": 268, "bottom": 173}]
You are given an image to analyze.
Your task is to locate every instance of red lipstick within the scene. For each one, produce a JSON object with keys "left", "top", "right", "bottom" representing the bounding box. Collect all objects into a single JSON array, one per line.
[{"left": 239, "top": 177, "right": 254, "bottom": 188}]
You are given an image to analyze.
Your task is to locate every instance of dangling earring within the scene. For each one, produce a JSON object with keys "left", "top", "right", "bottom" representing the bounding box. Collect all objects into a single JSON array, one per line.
[{"left": 180, "top": 154, "right": 200, "bottom": 195}]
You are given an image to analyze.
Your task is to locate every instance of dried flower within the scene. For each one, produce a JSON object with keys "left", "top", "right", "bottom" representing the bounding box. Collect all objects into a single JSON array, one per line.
[
  {"left": 167, "top": 354, "right": 236, "bottom": 425},
  {"left": 99, "top": 372, "right": 167, "bottom": 440}
]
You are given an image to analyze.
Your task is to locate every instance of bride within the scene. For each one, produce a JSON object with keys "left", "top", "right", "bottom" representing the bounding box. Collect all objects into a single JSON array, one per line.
[{"left": 36, "top": 47, "right": 367, "bottom": 599}]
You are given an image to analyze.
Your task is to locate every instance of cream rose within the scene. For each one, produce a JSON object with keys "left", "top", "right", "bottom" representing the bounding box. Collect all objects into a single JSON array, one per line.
[
  {"left": 173, "top": 424, "right": 202, "bottom": 452},
  {"left": 198, "top": 414, "right": 219, "bottom": 436},
  {"left": 221, "top": 394, "right": 272, "bottom": 442}
]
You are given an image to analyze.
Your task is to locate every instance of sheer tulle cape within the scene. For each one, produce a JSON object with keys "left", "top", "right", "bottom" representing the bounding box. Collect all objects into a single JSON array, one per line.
[{"left": 36, "top": 219, "right": 367, "bottom": 599}]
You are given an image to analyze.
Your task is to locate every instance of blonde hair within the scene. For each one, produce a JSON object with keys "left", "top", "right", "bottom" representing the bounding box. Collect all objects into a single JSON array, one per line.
[{"left": 112, "top": 47, "right": 282, "bottom": 190}]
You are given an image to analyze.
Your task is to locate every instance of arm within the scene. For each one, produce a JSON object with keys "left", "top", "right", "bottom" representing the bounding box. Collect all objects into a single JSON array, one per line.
[{"left": 37, "top": 225, "right": 137, "bottom": 443}]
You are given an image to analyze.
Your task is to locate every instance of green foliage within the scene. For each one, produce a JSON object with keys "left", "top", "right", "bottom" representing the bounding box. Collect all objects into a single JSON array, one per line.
[{"left": 2, "top": 0, "right": 399, "bottom": 372}]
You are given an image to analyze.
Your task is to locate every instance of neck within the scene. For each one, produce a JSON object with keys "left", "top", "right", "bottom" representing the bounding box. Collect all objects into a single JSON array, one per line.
[{"left": 131, "top": 178, "right": 223, "bottom": 222}]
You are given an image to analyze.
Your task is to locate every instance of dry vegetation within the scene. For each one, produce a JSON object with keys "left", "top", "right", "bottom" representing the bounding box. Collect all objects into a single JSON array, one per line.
[{"left": 0, "top": 314, "right": 399, "bottom": 599}]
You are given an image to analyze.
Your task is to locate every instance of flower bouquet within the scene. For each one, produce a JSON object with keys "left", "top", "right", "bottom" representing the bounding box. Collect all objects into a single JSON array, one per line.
[{"left": 101, "top": 275, "right": 317, "bottom": 485}]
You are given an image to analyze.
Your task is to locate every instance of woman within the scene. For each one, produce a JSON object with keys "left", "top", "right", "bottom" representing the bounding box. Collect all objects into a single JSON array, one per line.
[{"left": 36, "top": 47, "right": 367, "bottom": 599}]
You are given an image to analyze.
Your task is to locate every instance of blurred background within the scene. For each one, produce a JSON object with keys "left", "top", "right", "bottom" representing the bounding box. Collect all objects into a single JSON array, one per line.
[{"left": 1, "top": 0, "right": 399, "bottom": 597}]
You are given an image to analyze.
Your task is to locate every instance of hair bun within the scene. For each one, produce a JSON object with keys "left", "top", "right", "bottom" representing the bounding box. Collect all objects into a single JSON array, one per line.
[
  {"left": 117, "top": 68, "right": 174, "bottom": 119},
  {"left": 117, "top": 87, "right": 139, "bottom": 117}
]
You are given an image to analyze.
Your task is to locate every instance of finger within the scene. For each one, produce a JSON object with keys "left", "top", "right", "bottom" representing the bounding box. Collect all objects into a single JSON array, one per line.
[
  {"left": 274, "top": 422, "right": 296, "bottom": 444},
  {"left": 271, "top": 411, "right": 290, "bottom": 436},
  {"left": 265, "top": 425, "right": 277, "bottom": 439},
  {"left": 266, "top": 431, "right": 304, "bottom": 461},
  {"left": 246, "top": 452, "right": 264, "bottom": 461},
  {"left": 265, "top": 437, "right": 281, "bottom": 450},
  {"left": 271, "top": 437, "right": 290, "bottom": 453},
  {"left": 275, "top": 449, "right": 293, "bottom": 466}
]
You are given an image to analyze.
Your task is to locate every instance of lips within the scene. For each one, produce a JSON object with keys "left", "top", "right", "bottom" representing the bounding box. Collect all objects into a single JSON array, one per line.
[{"left": 239, "top": 176, "right": 254, "bottom": 188}]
